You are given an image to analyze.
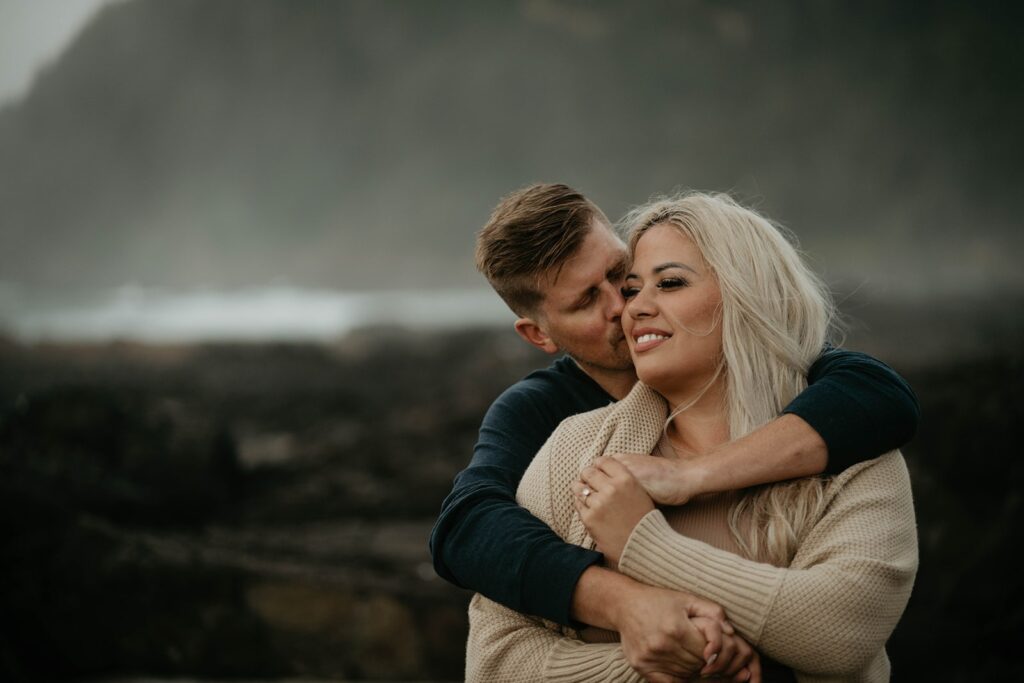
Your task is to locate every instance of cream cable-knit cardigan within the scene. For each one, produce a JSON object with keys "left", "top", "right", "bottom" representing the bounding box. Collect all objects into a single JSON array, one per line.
[{"left": 465, "top": 381, "right": 918, "bottom": 682}]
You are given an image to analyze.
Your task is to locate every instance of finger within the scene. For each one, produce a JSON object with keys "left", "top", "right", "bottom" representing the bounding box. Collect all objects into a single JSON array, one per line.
[
  {"left": 700, "top": 643, "right": 733, "bottom": 679},
  {"left": 570, "top": 480, "right": 592, "bottom": 504},
  {"left": 672, "top": 620, "right": 711, "bottom": 665},
  {"left": 579, "top": 464, "right": 613, "bottom": 491},
  {"left": 643, "top": 674, "right": 686, "bottom": 683},
  {"left": 690, "top": 617, "right": 722, "bottom": 672},
  {"left": 684, "top": 595, "right": 728, "bottom": 626},
  {"left": 607, "top": 452, "right": 644, "bottom": 460},
  {"left": 593, "top": 456, "right": 632, "bottom": 479},
  {"left": 606, "top": 452, "right": 635, "bottom": 471},
  {"left": 730, "top": 668, "right": 752, "bottom": 683},
  {"left": 703, "top": 631, "right": 735, "bottom": 676},
  {"left": 571, "top": 491, "right": 593, "bottom": 519},
  {"left": 748, "top": 653, "right": 762, "bottom": 683},
  {"left": 722, "top": 637, "right": 751, "bottom": 677}
]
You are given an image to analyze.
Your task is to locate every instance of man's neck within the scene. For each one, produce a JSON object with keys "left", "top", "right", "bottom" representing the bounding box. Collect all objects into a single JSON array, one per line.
[{"left": 570, "top": 358, "right": 638, "bottom": 401}]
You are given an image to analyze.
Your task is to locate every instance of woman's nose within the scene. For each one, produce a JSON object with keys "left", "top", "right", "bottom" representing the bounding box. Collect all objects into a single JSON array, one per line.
[{"left": 625, "top": 285, "right": 655, "bottom": 319}]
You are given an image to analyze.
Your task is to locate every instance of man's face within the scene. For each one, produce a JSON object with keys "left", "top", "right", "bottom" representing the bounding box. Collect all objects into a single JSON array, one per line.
[{"left": 535, "top": 220, "right": 634, "bottom": 375}]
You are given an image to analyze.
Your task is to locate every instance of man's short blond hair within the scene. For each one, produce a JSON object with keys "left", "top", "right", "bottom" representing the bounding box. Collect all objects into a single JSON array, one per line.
[{"left": 475, "top": 183, "right": 608, "bottom": 316}]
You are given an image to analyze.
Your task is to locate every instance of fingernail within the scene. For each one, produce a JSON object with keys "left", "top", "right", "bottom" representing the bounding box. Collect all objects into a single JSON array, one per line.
[{"left": 706, "top": 652, "right": 718, "bottom": 665}]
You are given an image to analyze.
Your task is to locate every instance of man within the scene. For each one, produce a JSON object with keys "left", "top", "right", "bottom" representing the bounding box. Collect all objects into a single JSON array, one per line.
[{"left": 430, "top": 184, "right": 918, "bottom": 679}]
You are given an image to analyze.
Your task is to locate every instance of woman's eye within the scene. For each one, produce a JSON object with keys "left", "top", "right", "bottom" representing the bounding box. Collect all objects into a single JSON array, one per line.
[
  {"left": 657, "top": 277, "right": 688, "bottom": 290},
  {"left": 620, "top": 285, "right": 640, "bottom": 299}
]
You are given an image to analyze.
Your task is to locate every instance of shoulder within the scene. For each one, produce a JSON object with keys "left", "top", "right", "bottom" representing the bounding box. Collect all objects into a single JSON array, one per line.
[
  {"left": 485, "top": 358, "right": 609, "bottom": 425},
  {"left": 808, "top": 345, "right": 912, "bottom": 388},
  {"left": 827, "top": 450, "right": 913, "bottom": 501},
  {"left": 522, "top": 402, "right": 618, "bottom": 482},
  {"left": 819, "top": 450, "right": 915, "bottom": 526},
  {"left": 536, "top": 382, "right": 669, "bottom": 483},
  {"left": 798, "top": 451, "right": 917, "bottom": 566},
  {"left": 516, "top": 402, "right": 622, "bottom": 535}
]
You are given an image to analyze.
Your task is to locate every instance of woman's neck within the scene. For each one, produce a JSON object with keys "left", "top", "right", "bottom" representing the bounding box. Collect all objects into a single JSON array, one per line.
[{"left": 663, "top": 373, "right": 730, "bottom": 458}]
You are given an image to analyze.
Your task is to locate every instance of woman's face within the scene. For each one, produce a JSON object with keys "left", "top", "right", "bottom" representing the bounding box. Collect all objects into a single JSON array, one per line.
[{"left": 621, "top": 223, "right": 723, "bottom": 399}]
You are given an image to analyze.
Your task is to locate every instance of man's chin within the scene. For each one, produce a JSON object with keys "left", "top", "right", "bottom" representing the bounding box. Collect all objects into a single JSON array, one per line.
[
  {"left": 610, "top": 342, "right": 634, "bottom": 369},
  {"left": 606, "top": 351, "right": 635, "bottom": 372},
  {"left": 571, "top": 353, "right": 634, "bottom": 373}
]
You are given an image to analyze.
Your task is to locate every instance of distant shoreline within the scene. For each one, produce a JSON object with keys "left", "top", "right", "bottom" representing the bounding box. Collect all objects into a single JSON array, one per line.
[
  {"left": 1, "top": 285, "right": 1019, "bottom": 372},
  {"left": 0, "top": 285, "right": 512, "bottom": 344}
]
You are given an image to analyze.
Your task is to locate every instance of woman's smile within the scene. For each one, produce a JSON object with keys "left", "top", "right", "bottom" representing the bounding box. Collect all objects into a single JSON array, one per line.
[{"left": 631, "top": 327, "right": 672, "bottom": 353}]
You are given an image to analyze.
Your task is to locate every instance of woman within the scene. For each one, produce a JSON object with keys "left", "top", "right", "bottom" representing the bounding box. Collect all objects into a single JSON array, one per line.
[{"left": 465, "top": 193, "right": 918, "bottom": 682}]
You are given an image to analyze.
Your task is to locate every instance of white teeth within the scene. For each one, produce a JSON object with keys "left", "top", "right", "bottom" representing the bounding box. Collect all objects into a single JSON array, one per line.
[{"left": 637, "top": 333, "right": 668, "bottom": 344}]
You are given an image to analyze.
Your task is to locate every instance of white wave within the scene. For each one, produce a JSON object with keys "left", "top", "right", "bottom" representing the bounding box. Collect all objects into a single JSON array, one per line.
[{"left": 0, "top": 284, "right": 512, "bottom": 342}]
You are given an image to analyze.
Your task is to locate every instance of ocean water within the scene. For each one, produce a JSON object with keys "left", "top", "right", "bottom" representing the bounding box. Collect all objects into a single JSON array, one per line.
[{"left": 0, "top": 284, "right": 512, "bottom": 343}]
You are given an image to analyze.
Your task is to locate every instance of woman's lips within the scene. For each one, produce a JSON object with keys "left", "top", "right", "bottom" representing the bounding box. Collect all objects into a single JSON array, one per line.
[{"left": 632, "top": 329, "right": 671, "bottom": 352}]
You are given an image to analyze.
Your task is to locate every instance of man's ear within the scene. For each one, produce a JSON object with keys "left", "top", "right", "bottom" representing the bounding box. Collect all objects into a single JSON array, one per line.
[{"left": 514, "top": 317, "right": 560, "bottom": 355}]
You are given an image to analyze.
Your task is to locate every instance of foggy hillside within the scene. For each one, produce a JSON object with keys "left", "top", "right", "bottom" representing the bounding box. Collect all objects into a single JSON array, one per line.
[{"left": 0, "top": 0, "right": 1020, "bottom": 294}]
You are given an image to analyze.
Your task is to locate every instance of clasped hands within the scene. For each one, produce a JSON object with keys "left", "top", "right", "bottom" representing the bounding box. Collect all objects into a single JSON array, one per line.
[{"left": 572, "top": 455, "right": 761, "bottom": 683}]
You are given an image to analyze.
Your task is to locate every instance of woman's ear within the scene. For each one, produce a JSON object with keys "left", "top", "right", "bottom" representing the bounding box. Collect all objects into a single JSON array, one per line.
[{"left": 514, "top": 317, "right": 560, "bottom": 354}]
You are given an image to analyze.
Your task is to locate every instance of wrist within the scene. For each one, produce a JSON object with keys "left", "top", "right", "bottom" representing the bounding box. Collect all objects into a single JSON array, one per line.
[
  {"left": 606, "top": 577, "right": 651, "bottom": 631},
  {"left": 571, "top": 566, "right": 638, "bottom": 630},
  {"left": 669, "top": 457, "right": 709, "bottom": 503}
]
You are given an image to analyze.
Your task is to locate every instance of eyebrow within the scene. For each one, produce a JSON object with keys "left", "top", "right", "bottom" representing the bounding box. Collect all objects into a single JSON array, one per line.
[
  {"left": 566, "top": 257, "right": 630, "bottom": 309},
  {"left": 570, "top": 287, "right": 597, "bottom": 308},
  {"left": 626, "top": 262, "right": 699, "bottom": 279},
  {"left": 607, "top": 256, "right": 629, "bottom": 280},
  {"left": 656, "top": 262, "right": 698, "bottom": 274}
]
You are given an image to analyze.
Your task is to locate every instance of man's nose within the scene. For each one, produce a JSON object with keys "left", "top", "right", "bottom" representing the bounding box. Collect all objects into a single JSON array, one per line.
[{"left": 604, "top": 282, "right": 625, "bottom": 321}]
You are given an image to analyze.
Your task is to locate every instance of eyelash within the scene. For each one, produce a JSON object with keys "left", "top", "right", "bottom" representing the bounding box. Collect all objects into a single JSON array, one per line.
[
  {"left": 621, "top": 277, "right": 689, "bottom": 299},
  {"left": 577, "top": 290, "right": 598, "bottom": 308}
]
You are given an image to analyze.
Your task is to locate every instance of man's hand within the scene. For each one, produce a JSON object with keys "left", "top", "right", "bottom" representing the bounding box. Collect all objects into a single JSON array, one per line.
[
  {"left": 611, "top": 583, "right": 724, "bottom": 682},
  {"left": 570, "top": 568, "right": 759, "bottom": 682},
  {"left": 612, "top": 412, "right": 829, "bottom": 509},
  {"left": 608, "top": 452, "right": 702, "bottom": 506}
]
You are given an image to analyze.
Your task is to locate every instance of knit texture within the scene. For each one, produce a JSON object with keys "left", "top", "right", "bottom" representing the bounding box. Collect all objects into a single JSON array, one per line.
[{"left": 465, "top": 381, "right": 918, "bottom": 682}]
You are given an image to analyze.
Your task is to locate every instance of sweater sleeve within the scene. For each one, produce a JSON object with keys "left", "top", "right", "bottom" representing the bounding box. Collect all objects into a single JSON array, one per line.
[
  {"left": 465, "top": 429, "right": 645, "bottom": 682},
  {"left": 616, "top": 452, "right": 919, "bottom": 677},
  {"left": 429, "top": 383, "right": 602, "bottom": 625},
  {"left": 465, "top": 595, "right": 642, "bottom": 683},
  {"left": 784, "top": 347, "right": 919, "bottom": 474}
]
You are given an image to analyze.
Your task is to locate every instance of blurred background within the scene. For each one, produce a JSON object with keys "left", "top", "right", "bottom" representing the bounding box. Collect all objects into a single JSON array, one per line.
[{"left": 0, "top": 1, "right": 1021, "bottom": 681}]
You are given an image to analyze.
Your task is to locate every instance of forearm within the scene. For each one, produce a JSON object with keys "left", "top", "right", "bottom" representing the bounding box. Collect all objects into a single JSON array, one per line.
[
  {"left": 618, "top": 512, "right": 888, "bottom": 675},
  {"left": 467, "top": 593, "right": 642, "bottom": 683},
  {"left": 677, "top": 349, "right": 919, "bottom": 495},
  {"left": 617, "top": 453, "right": 918, "bottom": 675},
  {"left": 787, "top": 348, "right": 919, "bottom": 472},
  {"left": 569, "top": 565, "right": 634, "bottom": 630},
  {"left": 688, "top": 413, "right": 827, "bottom": 497},
  {"left": 431, "top": 483, "right": 601, "bottom": 624}
]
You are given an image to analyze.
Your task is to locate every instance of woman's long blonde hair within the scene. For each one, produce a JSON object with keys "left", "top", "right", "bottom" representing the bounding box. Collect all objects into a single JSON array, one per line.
[{"left": 624, "top": 192, "right": 835, "bottom": 566}]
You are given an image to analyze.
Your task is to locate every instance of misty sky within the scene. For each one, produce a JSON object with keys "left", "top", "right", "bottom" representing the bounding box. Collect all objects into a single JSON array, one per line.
[
  {"left": 0, "top": 1, "right": 1020, "bottom": 342},
  {"left": 0, "top": 0, "right": 113, "bottom": 104}
]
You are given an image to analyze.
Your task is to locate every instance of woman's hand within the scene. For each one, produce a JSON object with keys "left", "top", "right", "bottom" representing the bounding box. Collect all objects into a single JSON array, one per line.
[
  {"left": 572, "top": 456, "right": 655, "bottom": 567},
  {"left": 693, "top": 618, "right": 761, "bottom": 682},
  {"left": 606, "top": 581, "right": 732, "bottom": 681}
]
